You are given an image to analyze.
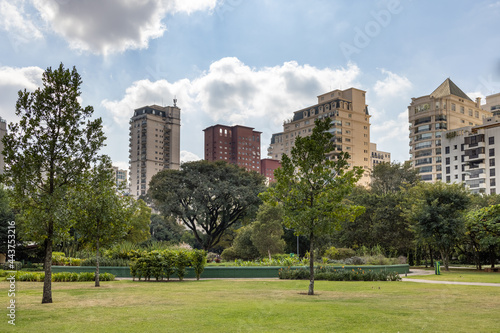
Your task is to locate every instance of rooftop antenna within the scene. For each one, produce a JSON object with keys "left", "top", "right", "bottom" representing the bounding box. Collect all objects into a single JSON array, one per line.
[{"left": 173, "top": 95, "right": 177, "bottom": 107}]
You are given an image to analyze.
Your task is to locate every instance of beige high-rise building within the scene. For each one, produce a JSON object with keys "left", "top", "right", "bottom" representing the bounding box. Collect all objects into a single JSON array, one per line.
[
  {"left": 268, "top": 87, "right": 372, "bottom": 185},
  {"left": 408, "top": 78, "right": 490, "bottom": 182},
  {"left": 129, "top": 104, "right": 180, "bottom": 198},
  {"left": 370, "top": 143, "right": 391, "bottom": 168}
]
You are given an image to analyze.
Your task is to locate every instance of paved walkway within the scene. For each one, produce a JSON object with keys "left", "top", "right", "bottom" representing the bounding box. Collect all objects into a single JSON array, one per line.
[{"left": 401, "top": 269, "right": 500, "bottom": 287}]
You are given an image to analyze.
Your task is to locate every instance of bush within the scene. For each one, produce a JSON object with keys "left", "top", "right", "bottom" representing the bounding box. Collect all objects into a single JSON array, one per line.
[
  {"left": 14, "top": 271, "right": 115, "bottom": 282},
  {"left": 81, "top": 257, "right": 130, "bottom": 267},
  {"left": 2, "top": 261, "right": 22, "bottom": 270},
  {"left": 344, "top": 256, "right": 366, "bottom": 265},
  {"left": 279, "top": 266, "right": 401, "bottom": 282},
  {"left": 190, "top": 250, "right": 207, "bottom": 280},
  {"left": 221, "top": 248, "right": 238, "bottom": 261},
  {"left": 323, "top": 247, "right": 339, "bottom": 260},
  {"left": 333, "top": 248, "right": 356, "bottom": 260}
]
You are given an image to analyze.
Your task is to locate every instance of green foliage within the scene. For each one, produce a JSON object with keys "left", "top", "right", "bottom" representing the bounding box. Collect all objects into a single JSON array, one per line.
[
  {"left": 128, "top": 249, "right": 207, "bottom": 281},
  {"left": 190, "top": 250, "right": 207, "bottom": 280},
  {"left": 14, "top": 271, "right": 115, "bottom": 282},
  {"left": 149, "top": 160, "right": 266, "bottom": 250},
  {"left": 278, "top": 266, "right": 402, "bottom": 281},
  {"left": 124, "top": 199, "right": 152, "bottom": 243},
  {"left": 0, "top": 186, "right": 15, "bottom": 253},
  {"left": 51, "top": 252, "right": 82, "bottom": 266},
  {"left": 407, "top": 182, "right": 471, "bottom": 270},
  {"left": 370, "top": 161, "right": 419, "bottom": 195},
  {"left": 221, "top": 225, "right": 259, "bottom": 261},
  {"left": 250, "top": 203, "right": 285, "bottom": 259},
  {"left": 261, "top": 118, "right": 364, "bottom": 295},
  {"left": 80, "top": 257, "right": 129, "bottom": 267},
  {"left": 465, "top": 204, "right": 500, "bottom": 268},
  {"left": 149, "top": 214, "right": 184, "bottom": 243},
  {"left": 2, "top": 63, "right": 106, "bottom": 302}
]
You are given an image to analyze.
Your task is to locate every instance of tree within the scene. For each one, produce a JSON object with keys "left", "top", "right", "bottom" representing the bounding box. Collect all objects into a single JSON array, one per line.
[
  {"left": 407, "top": 182, "right": 470, "bottom": 270},
  {"left": 124, "top": 199, "right": 151, "bottom": 244},
  {"left": 149, "top": 160, "right": 265, "bottom": 250},
  {"left": 221, "top": 224, "right": 260, "bottom": 261},
  {"left": 251, "top": 203, "right": 285, "bottom": 259},
  {"left": 67, "top": 156, "right": 137, "bottom": 287},
  {"left": 261, "top": 118, "right": 364, "bottom": 295},
  {"left": 0, "top": 185, "right": 15, "bottom": 255},
  {"left": 2, "top": 64, "right": 105, "bottom": 303},
  {"left": 465, "top": 204, "right": 500, "bottom": 269},
  {"left": 371, "top": 161, "right": 419, "bottom": 195},
  {"left": 149, "top": 214, "right": 185, "bottom": 243}
]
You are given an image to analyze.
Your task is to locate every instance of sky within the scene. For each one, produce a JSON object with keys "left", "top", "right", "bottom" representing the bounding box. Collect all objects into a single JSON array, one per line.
[{"left": 1, "top": 0, "right": 499, "bottom": 171}]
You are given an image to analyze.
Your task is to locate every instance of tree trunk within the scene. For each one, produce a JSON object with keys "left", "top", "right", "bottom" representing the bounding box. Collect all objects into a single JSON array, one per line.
[
  {"left": 42, "top": 224, "right": 53, "bottom": 304},
  {"left": 429, "top": 246, "right": 434, "bottom": 268},
  {"left": 268, "top": 249, "right": 272, "bottom": 261},
  {"left": 95, "top": 236, "right": 100, "bottom": 287},
  {"left": 440, "top": 249, "right": 450, "bottom": 271},
  {"left": 489, "top": 247, "right": 496, "bottom": 269},
  {"left": 308, "top": 232, "right": 314, "bottom": 296}
]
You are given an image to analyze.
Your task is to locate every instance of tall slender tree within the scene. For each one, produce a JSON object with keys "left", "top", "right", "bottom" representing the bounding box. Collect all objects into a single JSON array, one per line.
[
  {"left": 261, "top": 118, "right": 364, "bottom": 295},
  {"left": 2, "top": 64, "right": 105, "bottom": 303}
]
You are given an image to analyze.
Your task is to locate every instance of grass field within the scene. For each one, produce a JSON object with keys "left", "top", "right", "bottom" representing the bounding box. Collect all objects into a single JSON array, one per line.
[
  {"left": 408, "top": 268, "right": 500, "bottom": 283},
  {"left": 1, "top": 275, "right": 499, "bottom": 332}
]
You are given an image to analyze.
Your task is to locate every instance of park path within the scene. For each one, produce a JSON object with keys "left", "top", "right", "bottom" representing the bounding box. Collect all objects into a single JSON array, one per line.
[{"left": 402, "top": 269, "right": 500, "bottom": 287}]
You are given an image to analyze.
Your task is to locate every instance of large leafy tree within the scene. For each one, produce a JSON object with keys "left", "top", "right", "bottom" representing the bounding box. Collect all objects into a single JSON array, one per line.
[
  {"left": 149, "top": 214, "right": 185, "bottom": 243},
  {"left": 465, "top": 204, "right": 500, "bottom": 269},
  {"left": 67, "top": 156, "right": 138, "bottom": 287},
  {"left": 0, "top": 185, "right": 15, "bottom": 254},
  {"left": 251, "top": 203, "right": 285, "bottom": 259},
  {"left": 149, "top": 160, "right": 265, "bottom": 250},
  {"left": 371, "top": 161, "right": 419, "bottom": 195},
  {"left": 2, "top": 64, "right": 105, "bottom": 303},
  {"left": 261, "top": 118, "right": 364, "bottom": 295},
  {"left": 407, "top": 182, "right": 470, "bottom": 270},
  {"left": 123, "top": 199, "right": 151, "bottom": 244}
]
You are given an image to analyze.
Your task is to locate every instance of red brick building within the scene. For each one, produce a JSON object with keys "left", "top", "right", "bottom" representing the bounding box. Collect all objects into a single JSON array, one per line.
[
  {"left": 260, "top": 158, "right": 281, "bottom": 184},
  {"left": 204, "top": 124, "right": 262, "bottom": 173}
]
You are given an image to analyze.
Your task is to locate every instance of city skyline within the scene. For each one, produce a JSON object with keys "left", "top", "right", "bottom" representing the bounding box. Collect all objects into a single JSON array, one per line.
[{"left": 1, "top": 0, "right": 499, "bottom": 170}]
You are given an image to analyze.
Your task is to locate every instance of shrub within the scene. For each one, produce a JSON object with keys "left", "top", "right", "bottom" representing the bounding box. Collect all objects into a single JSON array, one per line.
[
  {"left": 2, "top": 261, "right": 22, "bottom": 270},
  {"left": 206, "top": 252, "right": 220, "bottom": 263},
  {"left": 333, "top": 248, "right": 356, "bottom": 260},
  {"left": 81, "top": 257, "right": 130, "bottom": 267},
  {"left": 221, "top": 247, "right": 238, "bottom": 261},
  {"left": 323, "top": 246, "right": 339, "bottom": 260},
  {"left": 279, "top": 266, "right": 401, "bottom": 282},
  {"left": 190, "top": 250, "right": 207, "bottom": 280},
  {"left": 344, "top": 256, "right": 366, "bottom": 265},
  {"left": 14, "top": 271, "right": 115, "bottom": 282},
  {"left": 175, "top": 251, "right": 190, "bottom": 281}
]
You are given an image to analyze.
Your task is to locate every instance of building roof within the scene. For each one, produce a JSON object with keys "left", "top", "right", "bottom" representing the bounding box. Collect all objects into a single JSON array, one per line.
[{"left": 430, "top": 78, "right": 472, "bottom": 101}]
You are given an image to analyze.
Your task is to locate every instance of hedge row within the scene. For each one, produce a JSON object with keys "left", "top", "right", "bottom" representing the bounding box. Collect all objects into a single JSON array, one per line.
[
  {"left": 14, "top": 271, "right": 116, "bottom": 282},
  {"left": 278, "top": 266, "right": 401, "bottom": 281},
  {"left": 130, "top": 249, "right": 206, "bottom": 281}
]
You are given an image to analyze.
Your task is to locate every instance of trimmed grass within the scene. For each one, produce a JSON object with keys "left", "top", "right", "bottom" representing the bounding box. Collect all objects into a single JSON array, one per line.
[
  {"left": 1, "top": 278, "right": 499, "bottom": 332},
  {"left": 407, "top": 268, "right": 500, "bottom": 283}
]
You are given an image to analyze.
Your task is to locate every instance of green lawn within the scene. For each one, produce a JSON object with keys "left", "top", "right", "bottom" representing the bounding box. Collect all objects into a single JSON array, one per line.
[
  {"left": 1, "top": 277, "right": 499, "bottom": 332},
  {"left": 407, "top": 268, "right": 500, "bottom": 283}
]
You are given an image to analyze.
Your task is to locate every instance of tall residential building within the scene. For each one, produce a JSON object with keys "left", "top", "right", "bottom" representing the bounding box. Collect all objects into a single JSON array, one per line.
[
  {"left": 129, "top": 104, "right": 180, "bottom": 198},
  {"left": 0, "top": 117, "right": 6, "bottom": 174},
  {"left": 268, "top": 87, "right": 372, "bottom": 185},
  {"left": 484, "top": 92, "right": 500, "bottom": 115},
  {"left": 442, "top": 113, "right": 500, "bottom": 194},
  {"left": 112, "top": 166, "right": 128, "bottom": 193},
  {"left": 408, "top": 78, "right": 490, "bottom": 182},
  {"left": 370, "top": 143, "right": 391, "bottom": 168},
  {"left": 260, "top": 158, "right": 281, "bottom": 184},
  {"left": 203, "top": 124, "right": 261, "bottom": 173}
]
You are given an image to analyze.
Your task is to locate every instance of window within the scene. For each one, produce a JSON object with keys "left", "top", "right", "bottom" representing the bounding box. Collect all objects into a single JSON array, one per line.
[
  {"left": 446, "top": 176, "right": 451, "bottom": 183},
  {"left": 491, "top": 169, "right": 496, "bottom": 177},
  {"left": 460, "top": 106, "right": 464, "bottom": 114},
  {"left": 451, "top": 103, "right": 456, "bottom": 111},
  {"left": 446, "top": 166, "right": 450, "bottom": 174},
  {"left": 491, "top": 179, "right": 496, "bottom": 187},
  {"left": 475, "top": 111, "right": 479, "bottom": 118},
  {"left": 469, "top": 109, "right": 473, "bottom": 116},
  {"left": 490, "top": 158, "right": 495, "bottom": 167},
  {"left": 446, "top": 157, "right": 450, "bottom": 165},
  {"left": 489, "top": 137, "right": 495, "bottom": 145},
  {"left": 445, "top": 146, "right": 450, "bottom": 154},
  {"left": 490, "top": 148, "right": 495, "bottom": 157}
]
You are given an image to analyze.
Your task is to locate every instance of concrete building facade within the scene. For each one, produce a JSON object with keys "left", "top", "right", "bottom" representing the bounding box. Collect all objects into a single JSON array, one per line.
[
  {"left": 260, "top": 158, "right": 281, "bottom": 184},
  {"left": 370, "top": 143, "right": 391, "bottom": 168},
  {"left": 112, "top": 166, "right": 128, "bottom": 193},
  {"left": 129, "top": 104, "right": 180, "bottom": 198},
  {"left": 268, "top": 88, "right": 372, "bottom": 185},
  {"left": 408, "top": 78, "right": 490, "bottom": 182},
  {"left": 204, "top": 124, "right": 261, "bottom": 173},
  {"left": 443, "top": 113, "right": 500, "bottom": 194}
]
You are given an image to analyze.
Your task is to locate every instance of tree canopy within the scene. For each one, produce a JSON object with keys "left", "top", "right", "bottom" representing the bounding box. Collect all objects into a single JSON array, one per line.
[
  {"left": 149, "top": 160, "right": 265, "bottom": 250},
  {"left": 371, "top": 161, "right": 419, "bottom": 195},
  {"left": 407, "top": 182, "right": 470, "bottom": 270},
  {"left": 2, "top": 63, "right": 105, "bottom": 303},
  {"left": 261, "top": 118, "right": 364, "bottom": 295}
]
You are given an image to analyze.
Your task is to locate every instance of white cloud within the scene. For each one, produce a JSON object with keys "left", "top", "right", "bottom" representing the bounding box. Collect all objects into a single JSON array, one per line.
[
  {"left": 101, "top": 57, "right": 362, "bottom": 158},
  {"left": 373, "top": 69, "right": 412, "bottom": 98},
  {"left": 180, "top": 150, "right": 201, "bottom": 164},
  {"left": 0, "top": 66, "right": 44, "bottom": 123},
  {"left": 32, "top": 0, "right": 219, "bottom": 55},
  {"left": 370, "top": 109, "right": 409, "bottom": 163},
  {"left": 466, "top": 91, "right": 485, "bottom": 103},
  {"left": 0, "top": 0, "right": 43, "bottom": 48}
]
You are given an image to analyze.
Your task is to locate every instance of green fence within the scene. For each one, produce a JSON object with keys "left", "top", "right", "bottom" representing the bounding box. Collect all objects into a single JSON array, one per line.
[{"left": 52, "top": 264, "right": 410, "bottom": 279}]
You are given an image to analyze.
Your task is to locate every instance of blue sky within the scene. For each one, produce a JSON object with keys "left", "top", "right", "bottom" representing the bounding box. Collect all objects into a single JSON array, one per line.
[{"left": 1, "top": 0, "right": 499, "bottom": 171}]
